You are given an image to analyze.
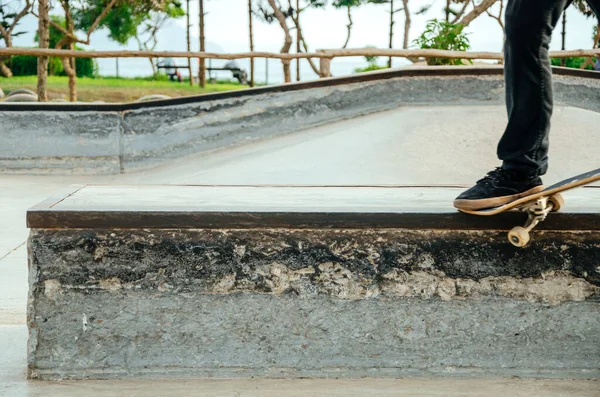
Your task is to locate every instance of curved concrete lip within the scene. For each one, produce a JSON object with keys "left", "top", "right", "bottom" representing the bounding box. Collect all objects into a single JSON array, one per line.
[{"left": 0, "top": 65, "right": 597, "bottom": 112}]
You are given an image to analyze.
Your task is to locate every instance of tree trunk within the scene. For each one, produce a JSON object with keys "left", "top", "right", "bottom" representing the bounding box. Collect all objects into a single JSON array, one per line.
[
  {"left": 485, "top": 0, "right": 505, "bottom": 64},
  {"left": 342, "top": 6, "right": 353, "bottom": 49},
  {"left": 267, "top": 0, "right": 292, "bottom": 83},
  {"left": 199, "top": 0, "right": 206, "bottom": 87},
  {"left": 296, "top": 0, "right": 301, "bottom": 81},
  {"left": 459, "top": 0, "right": 499, "bottom": 27},
  {"left": 388, "top": 0, "right": 394, "bottom": 67},
  {"left": 0, "top": 61, "right": 12, "bottom": 77},
  {"left": 319, "top": 55, "right": 331, "bottom": 78},
  {"left": 248, "top": 0, "right": 254, "bottom": 87},
  {"left": 0, "top": 35, "right": 13, "bottom": 77},
  {"left": 292, "top": 16, "right": 321, "bottom": 76},
  {"left": 58, "top": 40, "right": 77, "bottom": 102},
  {"left": 450, "top": 1, "right": 470, "bottom": 24},
  {"left": 0, "top": 1, "right": 32, "bottom": 79},
  {"left": 37, "top": 0, "right": 49, "bottom": 101},
  {"left": 64, "top": 4, "right": 77, "bottom": 102},
  {"left": 402, "top": 0, "right": 410, "bottom": 49},
  {"left": 186, "top": 0, "right": 194, "bottom": 85}
]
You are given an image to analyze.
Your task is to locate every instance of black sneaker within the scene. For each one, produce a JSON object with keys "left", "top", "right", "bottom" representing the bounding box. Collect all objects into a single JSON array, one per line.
[{"left": 454, "top": 168, "right": 544, "bottom": 211}]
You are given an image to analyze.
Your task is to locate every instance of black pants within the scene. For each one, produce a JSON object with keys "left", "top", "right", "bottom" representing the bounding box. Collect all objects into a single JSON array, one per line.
[{"left": 499, "top": 0, "right": 600, "bottom": 177}]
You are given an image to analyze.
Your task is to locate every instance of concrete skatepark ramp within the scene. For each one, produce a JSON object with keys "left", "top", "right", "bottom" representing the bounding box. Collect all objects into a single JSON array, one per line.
[
  {"left": 2, "top": 66, "right": 598, "bottom": 391},
  {"left": 26, "top": 185, "right": 600, "bottom": 380},
  {"left": 1, "top": 66, "right": 599, "bottom": 175}
]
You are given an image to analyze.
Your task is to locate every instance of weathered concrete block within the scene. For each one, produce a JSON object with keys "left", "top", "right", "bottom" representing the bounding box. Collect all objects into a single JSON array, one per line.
[{"left": 27, "top": 228, "right": 600, "bottom": 380}]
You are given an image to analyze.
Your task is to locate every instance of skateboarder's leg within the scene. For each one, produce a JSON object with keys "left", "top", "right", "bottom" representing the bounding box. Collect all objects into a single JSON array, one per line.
[
  {"left": 454, "top": 0, "right": 572, "bottom": 211},
  {"left": 497, "top": 0, "right": 571, "bottom": 177}
]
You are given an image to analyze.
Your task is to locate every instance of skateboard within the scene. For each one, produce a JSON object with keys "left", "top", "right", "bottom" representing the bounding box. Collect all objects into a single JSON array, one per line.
[{"left": 458, "top": 168, "right": 600, "bottom": 247}]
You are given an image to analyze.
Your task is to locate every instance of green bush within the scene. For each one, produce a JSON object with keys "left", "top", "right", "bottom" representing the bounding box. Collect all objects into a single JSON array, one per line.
[
  {"left": 354, "top": 64, "right": 388, "bottom": 73},
  {"left": 6, "top": 54, "right": 38, "bottom": 76},
  {"left": 7, "top": 48, "right": 97, "bottom": 77},
  {"left": 414, "top": 19, "right": 472, "bottom": 66},
  {"left": 550, "top": 57, "right": 597, "bottom": 70}
]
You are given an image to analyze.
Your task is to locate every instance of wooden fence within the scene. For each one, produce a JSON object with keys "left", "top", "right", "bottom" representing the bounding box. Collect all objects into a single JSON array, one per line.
[
  {"left": 2, "top": 46, "right": 599, "bottom": 78},
  {"left": 0, "top": 47, "right": 598, "bottom": 101}
]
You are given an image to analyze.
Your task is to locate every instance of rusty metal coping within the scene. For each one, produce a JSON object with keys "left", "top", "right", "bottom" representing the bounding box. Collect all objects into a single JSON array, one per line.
[{"left": 26, "top": 184, "right": 600, "bottom": 230}]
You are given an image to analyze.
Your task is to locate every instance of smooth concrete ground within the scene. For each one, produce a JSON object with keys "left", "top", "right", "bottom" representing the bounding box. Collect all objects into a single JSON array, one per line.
[{"left": 2, "top": 105, "right": 600, "bottom": 395}]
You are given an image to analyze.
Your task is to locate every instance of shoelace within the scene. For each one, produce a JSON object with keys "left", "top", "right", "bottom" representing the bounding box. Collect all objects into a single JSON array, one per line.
[{"left": 476, "top": 167, "right": 516, "bottom": 186}]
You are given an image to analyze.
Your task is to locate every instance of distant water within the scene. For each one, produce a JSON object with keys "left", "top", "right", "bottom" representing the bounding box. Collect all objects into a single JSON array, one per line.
[{"left": 96, "top": 56, "right": 415, "bottom": 85}]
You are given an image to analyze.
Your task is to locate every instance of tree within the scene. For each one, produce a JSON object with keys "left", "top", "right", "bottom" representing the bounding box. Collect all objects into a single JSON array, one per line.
[
  {"left": 570, "top": 0, "right": 599, "bottom": 69},
  {"left": 452, "top": 0, "right": 500, "bottom": 27},
  {"left": 37, "top": 0, "right": 49, "bottom": 101},
  {"left": 76, "top": 0, "right": 183, "bottom": 76},
  {"left": 332, "top": 0, "right": 363, "bottom": 49},
  {"left": 134, "top": 5, "right": 184, "bottom": 75},
  {"left": 36, "top": 0, "right": 120, "bottom": 101},
  {"left": 485, "top": 0, "right": 504, "bottom": 35},
  {"left": 255, "top": 0, "right": 326, "bottom": 82},
  {"left": 287, "top": 1, "right": 326, "bottom": 77},
  {"left": 263, "top": 0, "right": 293, "bottom": 82},
  {"left": 199, "top": 0, "right": 205, "bottom": 87},
  {"left": 368, "top": 0, "right": 431, "bottom": 67},
  {"left": 248, "top": 0, "right": 255, "bottom": 86},
  {"left": 486, "top": 0, "right": 505, "bottom": 62},
  {"left": 37, "top": 0, "right": 181, "bottom": 100},
  {"left": 414, "top": 18, "right": 471, "bottom": 65},
  {"left": 254, "top": 0, "right": 293, "bottom": 82},
  {"left": 443, "top": 0, "right": 468, "bottom": 22},
  {"left": 0, "top": 0, "right": 32, "bottom": 77},
  {"left": 571, "top": 0, "right": 596, "bottom": 17},
  {"left": 186, "top": 0, "right": 192, "bottom": 85}
]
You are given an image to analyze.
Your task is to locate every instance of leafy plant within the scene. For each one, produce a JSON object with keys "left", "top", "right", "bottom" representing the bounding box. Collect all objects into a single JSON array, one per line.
[
  {"left": 413, "top": 19, "right": 471, "bottom": 66},
  {"left": 8, "top": 52, "right": 97, "bottom": 78},
  {"left": 550, "top": 57, "right": 597, "bottom": 70},
  {"left": 354, "top": 63, "right": 388, "bottom": 73}
]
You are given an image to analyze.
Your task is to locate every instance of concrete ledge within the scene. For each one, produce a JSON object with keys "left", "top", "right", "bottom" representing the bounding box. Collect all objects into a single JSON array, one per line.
[
  {"left": 3, "top": 67, "right": 600, "bottom": 174},
  {"left": 27, "top": 185, "right": 600, "bottom": 380}
]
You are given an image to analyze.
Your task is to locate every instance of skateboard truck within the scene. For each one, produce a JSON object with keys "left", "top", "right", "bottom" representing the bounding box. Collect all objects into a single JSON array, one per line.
[
  {"left": 507, "top": 194, "right": 564, "bottom": 247},
  {"left": 459, "top": 168, "right": 600, "bottom": 247}
]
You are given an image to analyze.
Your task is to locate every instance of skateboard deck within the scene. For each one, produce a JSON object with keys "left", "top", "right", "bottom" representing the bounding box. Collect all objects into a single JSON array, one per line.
[{"left": 458, "top": 167, "right": 600, "bottom": 247}]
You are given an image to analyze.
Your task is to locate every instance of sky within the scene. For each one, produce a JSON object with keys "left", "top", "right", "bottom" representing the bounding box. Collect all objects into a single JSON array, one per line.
[{"left": 6, "top": 0, "right": 600, "bottom": 83}]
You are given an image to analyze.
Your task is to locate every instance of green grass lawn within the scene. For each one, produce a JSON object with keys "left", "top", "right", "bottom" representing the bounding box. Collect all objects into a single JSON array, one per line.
[{"left": 0, "top": 75, "right": 246, "bottom": 103}]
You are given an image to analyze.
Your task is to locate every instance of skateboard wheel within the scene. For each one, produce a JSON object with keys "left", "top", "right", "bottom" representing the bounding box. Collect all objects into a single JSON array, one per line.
[
  {"left": 508, "top": 226, "right": 530, "bottom": 247},
  {"left": 549, "top": 193, "right": 564, "bottom": 212}
]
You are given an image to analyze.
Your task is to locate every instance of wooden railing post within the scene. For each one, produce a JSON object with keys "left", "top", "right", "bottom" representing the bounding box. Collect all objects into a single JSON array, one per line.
[{"left": 318, "top": 50, "right": 332, "bottom": 78}]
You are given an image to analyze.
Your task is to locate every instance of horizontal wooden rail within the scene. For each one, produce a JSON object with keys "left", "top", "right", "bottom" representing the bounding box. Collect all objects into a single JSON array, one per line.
[{"left": 0, "top": 48, "right": 599, "bottom": 60}]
